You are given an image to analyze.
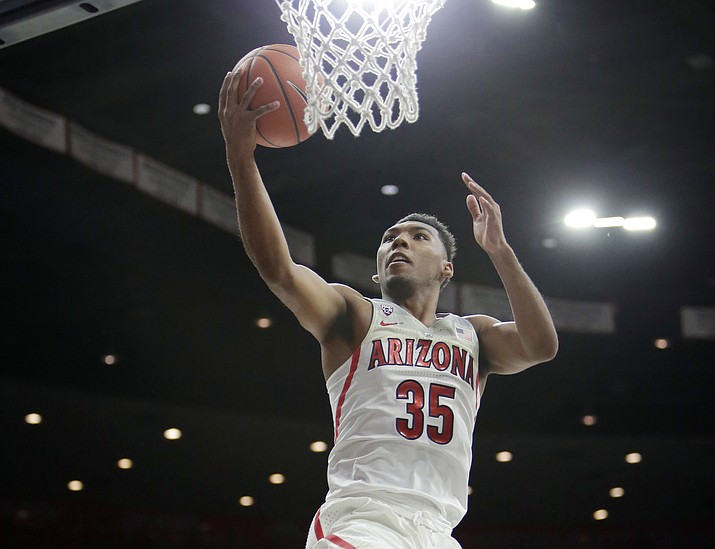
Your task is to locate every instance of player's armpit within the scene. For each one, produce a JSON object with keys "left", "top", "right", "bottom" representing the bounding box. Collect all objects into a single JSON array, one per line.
[
  {"left": 468, "top": 315, "right": 556, "bottom": 376},
  {"left": 266, "top": 263, "right": 362, "bottom": 344}
]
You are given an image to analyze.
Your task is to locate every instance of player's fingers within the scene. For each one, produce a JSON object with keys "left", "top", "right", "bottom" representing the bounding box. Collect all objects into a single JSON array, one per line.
[
  {"left": 253, "top": 101, "right": 280, "bottom": 119},
  {"left": 479, "top": 196, "right": 494, "bottom": 213},
  {"left": 225, "top": 67, "right": 245, "bottom": 107},
  {"left": 461, "top": 172, "right": 484, "bottom": 199},
  {"left": 462, "top": 172, "right": 496, "bottom": 204},
  {"left": 466, "top": 194, "right": 482, "bottom": 219},
  {"left": 218, "top": 71, "right": 231, "bottom": 112},
  {"left": 240, "top": 76, "right": 265, "bottom": 110}
]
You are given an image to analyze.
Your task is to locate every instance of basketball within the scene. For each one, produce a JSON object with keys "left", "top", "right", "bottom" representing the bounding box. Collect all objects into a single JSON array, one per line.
[{"left": 236, "top": 44, "right": 315, "bottom": 148}]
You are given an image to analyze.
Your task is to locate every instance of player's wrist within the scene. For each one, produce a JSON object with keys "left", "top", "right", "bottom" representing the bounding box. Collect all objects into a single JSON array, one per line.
[{"left": 485, "top": 242, "right": 516, "bottom": 265}]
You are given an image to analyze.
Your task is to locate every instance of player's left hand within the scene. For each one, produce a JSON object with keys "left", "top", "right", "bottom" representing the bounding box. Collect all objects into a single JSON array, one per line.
[{"left": 461, "top": 172, "right": 508, "bottom": 255}]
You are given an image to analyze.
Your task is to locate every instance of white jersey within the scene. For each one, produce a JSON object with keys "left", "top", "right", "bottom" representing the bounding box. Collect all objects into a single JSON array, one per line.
[{"left": 325, "top": 299, "right": 482, "bottom": 528}]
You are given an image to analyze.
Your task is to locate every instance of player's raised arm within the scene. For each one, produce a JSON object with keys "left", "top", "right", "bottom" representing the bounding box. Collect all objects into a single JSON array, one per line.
[
  {"left": 217, "top": 67, "right": 351, "bottom": 344},
  {"left": 461, "top": 172, "right": 558, "bottom": 375}
]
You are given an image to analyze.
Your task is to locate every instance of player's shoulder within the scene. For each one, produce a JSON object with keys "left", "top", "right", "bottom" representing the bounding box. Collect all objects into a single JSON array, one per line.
[
  {"left": 328, "top": 282, "right": 364, "bottom": 300},
  {"left": 328, "top": 283, "right": 373, "bottom": 312},
  {"left": 462, "top": 313, "right": 501, "bottom": 334}
]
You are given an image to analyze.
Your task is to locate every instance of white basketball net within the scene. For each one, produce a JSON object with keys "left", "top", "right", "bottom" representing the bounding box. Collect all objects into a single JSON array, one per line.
[{"left": 275, "top": 0, "right": 446, "bottom": 139}]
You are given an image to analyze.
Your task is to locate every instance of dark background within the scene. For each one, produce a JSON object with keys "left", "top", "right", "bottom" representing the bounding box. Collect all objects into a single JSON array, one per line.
[{"left": 1, "top": 0, "right": 714, "bottom": 547}]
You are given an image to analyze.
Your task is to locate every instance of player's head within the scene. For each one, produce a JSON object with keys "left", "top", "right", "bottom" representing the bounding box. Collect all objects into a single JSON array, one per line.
[
  {"left": 397, "top": 213, "right": 457, "bottom": 264},
  {"left": 373, "top": 213, "right": 457, "bottom": 297}
]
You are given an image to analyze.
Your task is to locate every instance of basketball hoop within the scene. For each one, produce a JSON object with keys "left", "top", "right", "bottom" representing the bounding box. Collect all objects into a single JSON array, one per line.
[{"left": 275, "top": 0, "right": 446, "bottom": 139}]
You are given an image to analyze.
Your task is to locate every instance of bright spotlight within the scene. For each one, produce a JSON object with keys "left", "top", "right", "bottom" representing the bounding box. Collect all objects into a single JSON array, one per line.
[
  {"left": 623, "top": 217, "right": 656, "bottom": 231},
  {"left": 564, "top": 209, "right": 596, "bottom": 228},
  {"left": 492, "top": 0, "right": 536, "bottom": 9},
  {"left": 593, "top": 217, "right": 625, "bottom": 228}
]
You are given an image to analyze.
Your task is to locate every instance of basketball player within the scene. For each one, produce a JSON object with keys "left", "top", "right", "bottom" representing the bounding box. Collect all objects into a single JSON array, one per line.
[{"left": 219, "top": 68, "right": 558, "bottom": 549}]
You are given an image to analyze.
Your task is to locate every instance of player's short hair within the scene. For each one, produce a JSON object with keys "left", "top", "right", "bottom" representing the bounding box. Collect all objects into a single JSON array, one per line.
[{"left": 397, "top": 213, "right": 457, "bottom": 263}]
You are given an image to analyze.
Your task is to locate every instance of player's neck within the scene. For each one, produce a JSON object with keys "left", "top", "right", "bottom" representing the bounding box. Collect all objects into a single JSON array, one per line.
[{"left": 383, "top": 289, "right": 440, "bottom": 327}]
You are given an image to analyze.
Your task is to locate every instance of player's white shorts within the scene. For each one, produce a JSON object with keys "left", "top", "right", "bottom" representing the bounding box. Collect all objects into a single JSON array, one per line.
[{"left": 305, "top": 496, "right": 463, "bottom": 549}]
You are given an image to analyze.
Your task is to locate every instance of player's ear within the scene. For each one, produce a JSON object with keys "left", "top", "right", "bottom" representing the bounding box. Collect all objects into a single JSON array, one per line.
[
  {"left": 372, "top": 274, "right": 380, "bottom": 284},
  {"left": 442, "top": 261, "right": 453, "bottom": 281}
]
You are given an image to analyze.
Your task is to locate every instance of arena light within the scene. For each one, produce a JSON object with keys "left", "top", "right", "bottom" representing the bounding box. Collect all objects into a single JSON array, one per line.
[
  {"left": 239, "top": 495, "right": 255, "bottom": 507},
  {"left": 256, "top": 317, "right": 273, "bottom": 329},
  {"left": 25, "top": 413, "right": 42, "bottom": 425},
  {"left": 192, "top": 103, "right": 211, "bottom": 115},
  {"left": 564, "top": 209, "right": 596, "bottom": 228},
  {"left": 564, "top": 209, "right": 657, "bottom": 231},
  {"left": 581, "top": 414, "right": 597, "bottom": 426},
  {"left": 492, "top": 0, "right": 536, "bottom": 9},
  {"left": 268, "top": 473, "right": 286, "bottom": 485},
  {"left": 623, "top": 216, "right": 656, "bottom": 231},
  {"left": 609, "top": 487, "right": 625, "bottom": 498},
  {"left": 592, "top": 217, "right": 624, "bottom": 228},
  {"left": 310, "top": 440, "right": 329, "bottom": 453},
  {"left": 117, "top": 458, "right": 133, "bottom": 470},
  {"left": 163, "top": 428, "right": 182, "bottom": 440}
]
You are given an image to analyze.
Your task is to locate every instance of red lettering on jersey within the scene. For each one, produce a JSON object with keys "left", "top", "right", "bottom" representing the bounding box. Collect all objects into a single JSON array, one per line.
[
  {"left": 368, "top": 339, "right": 387, "bottom": 370},
  {"left": 387, "top": 338, "right": 405, "bottom": 365},
  {"left": 368, "top": 335, "right": 477, "bottom": 391},
  {"left": 451, "top": 346, "right": 466, "bottom": 381},
  {"left": 404, "top": 338, "right": 415, "bottom": 365},
  {"left": 431, "top": 342, "right": 450, "bottom": 371},
  {"left": 465, "top": 353, "right": 475, "bottom": 390},
  {"left": 415, "top": 339, "right": 432, "bottom": 368}
]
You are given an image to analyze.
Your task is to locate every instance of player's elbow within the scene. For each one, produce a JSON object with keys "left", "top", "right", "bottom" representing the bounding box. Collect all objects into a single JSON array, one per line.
[
  {"left": 258, "top": 260, "right": 296, "bottom": 292},
  {"left": 532, "top": 332, "right": 559, "bottom": 363},
  {"left": 244, "top": 245, "right": 293, "bottom": 288}
]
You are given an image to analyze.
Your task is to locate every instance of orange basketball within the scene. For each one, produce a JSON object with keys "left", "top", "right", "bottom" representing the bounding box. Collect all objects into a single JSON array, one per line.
[{"left": 236, "top": 44, "right": 315, "bottom": 148}]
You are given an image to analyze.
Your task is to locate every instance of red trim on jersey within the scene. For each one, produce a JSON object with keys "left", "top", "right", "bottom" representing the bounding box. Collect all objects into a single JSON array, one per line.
[
  {"left": 313, "top": 510, "right": 324, "bottom": 539},
  {"left": 326, "top": 534, "right": 356, "bottom": 549},
  {"left": 313, "top": 511, "right": 356, "bottom": 549},
  {"left": 334, "top": 347, "right": 361, "bottom": 441}
]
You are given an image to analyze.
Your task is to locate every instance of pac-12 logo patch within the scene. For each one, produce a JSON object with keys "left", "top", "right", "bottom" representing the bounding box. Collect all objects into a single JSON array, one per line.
[{"left": 381, "top": 304, "right": 394, "bottom": 316}]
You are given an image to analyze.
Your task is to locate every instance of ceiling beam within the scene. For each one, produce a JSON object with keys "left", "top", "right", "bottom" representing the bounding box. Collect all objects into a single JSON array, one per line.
[{"left": 0, "top": 0, "right": 143, "bottom": 48}]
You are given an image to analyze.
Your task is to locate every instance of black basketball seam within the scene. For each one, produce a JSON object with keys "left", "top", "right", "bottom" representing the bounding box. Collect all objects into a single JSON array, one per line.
[
  {"left": 258, "top": 45, "right": 301, "bottom": 64},
  {"left": 245, "top": 47, "right": 281, "bottom": 148},
  {"left": 255, "top": 51, "right": 302, "bottom": 146},
  {"left": 242, "top": 46, "right": 303, "bottom": 147}
]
